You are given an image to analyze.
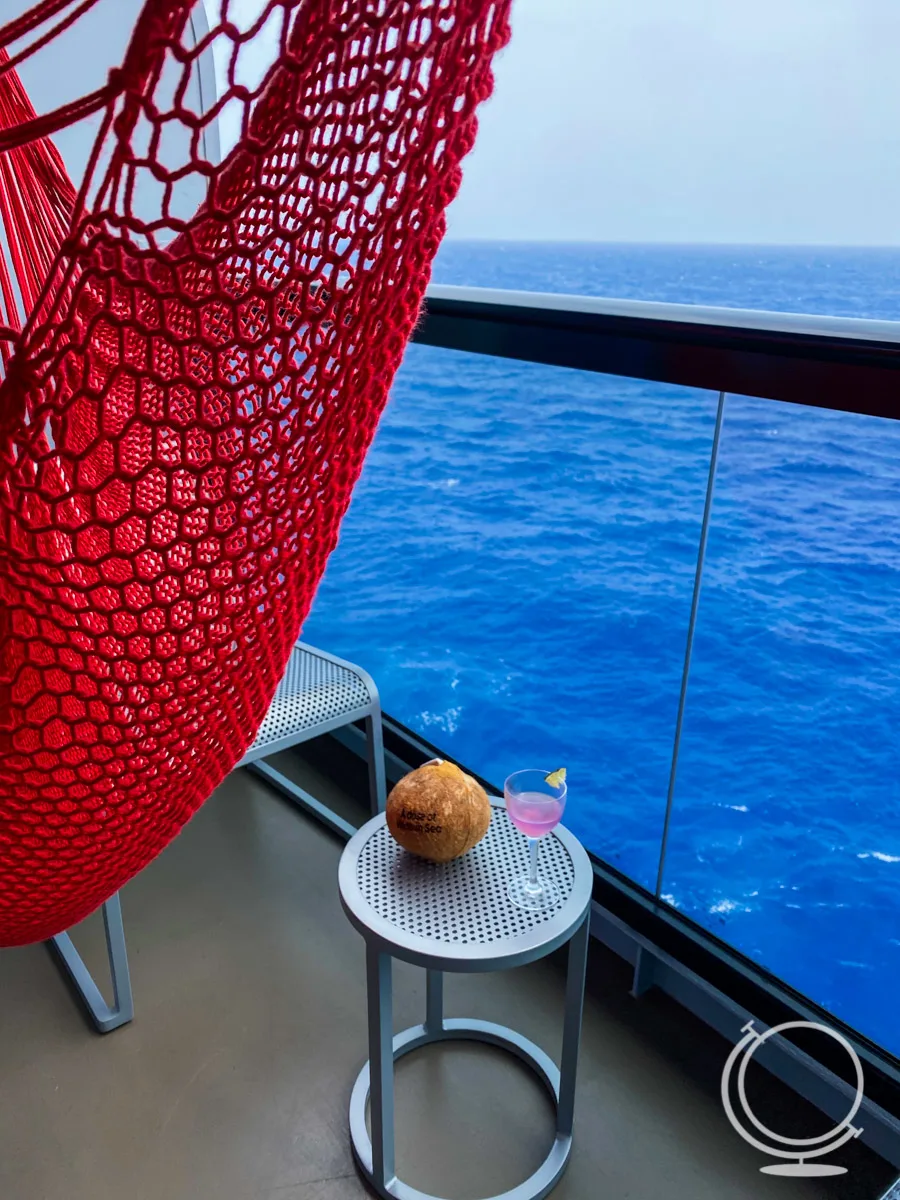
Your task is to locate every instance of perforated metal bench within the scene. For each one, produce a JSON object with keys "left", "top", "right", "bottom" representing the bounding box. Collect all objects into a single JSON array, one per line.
[
  {"left": 50, "top": 641, "right": 386, "bottom": 1032},
  {"left": 240, "top": 641, "right": 386, "bottom": 838}
]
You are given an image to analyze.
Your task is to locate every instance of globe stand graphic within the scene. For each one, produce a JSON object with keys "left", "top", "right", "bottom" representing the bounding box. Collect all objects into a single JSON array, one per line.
[{"left": 720, "top": 1020, "right": 864, "bottom": 1176}]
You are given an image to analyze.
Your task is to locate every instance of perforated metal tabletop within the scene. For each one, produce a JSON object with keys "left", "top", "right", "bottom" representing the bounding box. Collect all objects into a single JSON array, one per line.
[{"left": 339, "top": 801, "right": 593, "bottom": 972}]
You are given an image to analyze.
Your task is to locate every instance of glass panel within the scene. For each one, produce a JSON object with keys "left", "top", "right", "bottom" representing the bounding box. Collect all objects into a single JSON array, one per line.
[
  {"left": 663, "top": 396, "right": 900, "bottom": 1055},
  {"left": 304, "top": 344, "right": 718, "bottom": 890}
]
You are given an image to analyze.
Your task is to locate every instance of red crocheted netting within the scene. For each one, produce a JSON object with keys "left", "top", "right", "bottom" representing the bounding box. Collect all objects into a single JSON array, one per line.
[{"left": 0, "top": 0, "right": 511, "bottom": 946}]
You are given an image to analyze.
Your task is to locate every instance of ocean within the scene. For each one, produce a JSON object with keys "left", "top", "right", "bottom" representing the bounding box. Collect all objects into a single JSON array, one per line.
[{"left": 303, "top": 243, "right": 900, "bottom": 1058}]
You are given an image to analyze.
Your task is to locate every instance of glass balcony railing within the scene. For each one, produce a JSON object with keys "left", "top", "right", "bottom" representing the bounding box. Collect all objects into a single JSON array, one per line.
[
  {"left": 303, "top": 283, "right": 900, "bottom": 1067},
  {"left": 662, "top": 395, "right": 900, "bottom": 1056},
  {"left": 306, "top": 345, "right": 720, "bottom": 894}
]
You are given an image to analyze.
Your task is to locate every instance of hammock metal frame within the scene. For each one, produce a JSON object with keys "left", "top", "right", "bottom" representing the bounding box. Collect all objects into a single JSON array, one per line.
[{"left": 49, "top": 893, "right": 132, "bottom": 1032}]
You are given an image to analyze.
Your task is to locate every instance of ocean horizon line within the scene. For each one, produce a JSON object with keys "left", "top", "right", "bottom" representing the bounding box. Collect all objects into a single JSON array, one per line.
[{"left": 440, "top": 237, "right": 900, "bottom": 251}]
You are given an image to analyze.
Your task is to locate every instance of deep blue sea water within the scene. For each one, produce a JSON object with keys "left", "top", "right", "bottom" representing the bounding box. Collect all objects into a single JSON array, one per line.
[{"left": 304, "top": 244, "right": 900, "bottom": 1057}]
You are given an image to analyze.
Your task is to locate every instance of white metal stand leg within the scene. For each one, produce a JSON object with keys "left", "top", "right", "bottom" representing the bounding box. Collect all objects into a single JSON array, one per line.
[
  {"left": 426, "top": 969, "right": 443, "bottom": 1034},
  {"left": 350, "top": 1017, "right": 570, "bottom": 1200},
  {"left": 558, "top": 912, "right": 590, "bottom": 1137},
  {"left": 349, "top": 930, "right": 588, "bottom": 1200},
  {"left": 367, "top": 945, "right": 396, "bottom": 1191},
  {"left": 48, "top": 893, "right": 134, "bottom": 1034}
]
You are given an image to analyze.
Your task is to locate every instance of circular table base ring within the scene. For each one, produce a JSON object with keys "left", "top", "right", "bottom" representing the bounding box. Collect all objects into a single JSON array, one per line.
[{"left": 349, "top": 1018, "right": 572, "bottom": 1200}]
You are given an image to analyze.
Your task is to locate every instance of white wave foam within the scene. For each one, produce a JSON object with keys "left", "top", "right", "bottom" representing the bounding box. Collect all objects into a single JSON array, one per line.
[{"left": 418, "top": 707, "right": 462, "bottom": 735}]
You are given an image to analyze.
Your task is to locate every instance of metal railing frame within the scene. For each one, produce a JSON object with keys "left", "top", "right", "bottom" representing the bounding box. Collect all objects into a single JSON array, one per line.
[
  {"left": 416, "top": 284, "right": 900, "bottom": 421},
  {"left": 409, "top": 285, "right": 900, "bottom": 1166}
]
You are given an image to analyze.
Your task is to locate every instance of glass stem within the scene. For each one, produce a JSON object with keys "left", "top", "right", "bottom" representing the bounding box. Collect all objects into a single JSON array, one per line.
[{"left": 528, "top": 838, "right": 539, "bottom": 891}]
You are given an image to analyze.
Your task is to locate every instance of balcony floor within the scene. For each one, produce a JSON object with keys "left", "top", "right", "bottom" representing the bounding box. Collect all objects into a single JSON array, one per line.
[{"left": 0, "top": 746, "right": 895, "bottom": 1200}]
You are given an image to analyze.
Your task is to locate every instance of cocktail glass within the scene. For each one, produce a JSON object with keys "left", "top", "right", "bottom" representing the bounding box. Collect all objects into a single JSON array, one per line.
[{"left": 504, "top": 768, "right": 567, "bottom": 911}]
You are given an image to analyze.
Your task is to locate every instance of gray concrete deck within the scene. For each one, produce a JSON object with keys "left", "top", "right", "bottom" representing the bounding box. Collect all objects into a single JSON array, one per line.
[{"left": 0, "top": 746, "right": 895, "bottom": 1200}]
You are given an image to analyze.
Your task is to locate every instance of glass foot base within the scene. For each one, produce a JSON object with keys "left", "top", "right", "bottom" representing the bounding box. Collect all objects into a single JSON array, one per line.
[{"left": 507, "top": 874, "right": 562, "bottom": 911}]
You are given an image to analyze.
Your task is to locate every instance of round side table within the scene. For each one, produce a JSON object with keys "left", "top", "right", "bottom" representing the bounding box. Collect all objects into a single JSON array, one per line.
[{"left": 338, "top": 800, "right": 593, "bottom": 1200}]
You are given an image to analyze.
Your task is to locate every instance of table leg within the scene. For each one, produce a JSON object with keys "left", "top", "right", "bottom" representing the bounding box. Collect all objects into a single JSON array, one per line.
[
  {"left": 426, "top": 969, "right": 443, "bottom": 1034},
  {"left": 557, "top": 910, "right": 590, "bottom": 1138},
  {"left": 366, "top": 945, "right": 395, "bottom": 1188}
]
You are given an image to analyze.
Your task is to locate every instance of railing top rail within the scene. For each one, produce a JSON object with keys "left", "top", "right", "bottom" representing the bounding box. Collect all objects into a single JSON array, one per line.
[
  {"left": 425, "top": 284, "right": 900, "bottom": 344},
  {"left": 416, "top": 284, "right": 900, "bottom": 420}
]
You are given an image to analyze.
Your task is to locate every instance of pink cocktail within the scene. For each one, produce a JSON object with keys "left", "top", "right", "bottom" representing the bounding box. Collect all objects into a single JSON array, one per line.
[
  {"left": 504, "top": 769, "right": 567, "bottom": 911},
  {"left": 507, "top": 792, "right": 566, "bottom": 839}
]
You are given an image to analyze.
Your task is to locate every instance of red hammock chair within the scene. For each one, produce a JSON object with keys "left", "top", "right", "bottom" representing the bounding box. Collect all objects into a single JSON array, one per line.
[{"left": 0, "top": 0, "right": 511, "bottom": 947}]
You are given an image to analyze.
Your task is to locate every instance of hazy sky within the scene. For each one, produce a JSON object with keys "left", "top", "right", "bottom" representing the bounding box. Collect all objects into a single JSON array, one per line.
[
  {"left": 25, "top": 0, "right": 900, "bottom": 246},
  {"left": 446, "top": 0, "right": 900, "bottom": 243}
]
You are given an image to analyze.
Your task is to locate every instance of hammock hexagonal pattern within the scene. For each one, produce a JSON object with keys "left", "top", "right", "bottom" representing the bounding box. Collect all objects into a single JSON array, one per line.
[{"left": 0, "top": 0, "right": 511, "bottom": 946}]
